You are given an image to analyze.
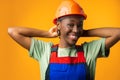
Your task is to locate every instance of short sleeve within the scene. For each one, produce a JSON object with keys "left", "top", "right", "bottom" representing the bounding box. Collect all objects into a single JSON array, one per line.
[
  {"left": 29, "top": 38, "right": 53, "bottom": 61},
  {"left": 83, "top": 38, "right": 110, "bottom": 60},
  {"left": 82, "top": 38, "right": 110, "bottom": 79}
]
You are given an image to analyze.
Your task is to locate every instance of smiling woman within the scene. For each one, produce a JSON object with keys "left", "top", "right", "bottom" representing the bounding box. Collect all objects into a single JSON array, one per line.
[
  {"left": 57, "top": 15, "right": 84, "bottom": 47},
  {"left": 5, "top": 0, "right": 120, "bottom": 80}
]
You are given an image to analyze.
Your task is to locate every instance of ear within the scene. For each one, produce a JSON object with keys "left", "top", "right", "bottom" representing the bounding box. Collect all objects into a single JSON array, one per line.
[
  {"left": 56, "top": 21, "right": 61, "bottom": 36},
  {"left": 56, "top": 21, "right": 61, "bottom": 29}
]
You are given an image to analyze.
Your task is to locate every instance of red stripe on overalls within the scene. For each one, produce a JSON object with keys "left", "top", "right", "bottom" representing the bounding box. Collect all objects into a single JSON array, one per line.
[{"left": 50, "top": 51, "right": 86, "bottom": 64}]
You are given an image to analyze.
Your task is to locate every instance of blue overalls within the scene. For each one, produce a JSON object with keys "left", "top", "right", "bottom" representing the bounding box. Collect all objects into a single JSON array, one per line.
[{"left": 45, "top": 45, "right": 90, "bottom": 80}]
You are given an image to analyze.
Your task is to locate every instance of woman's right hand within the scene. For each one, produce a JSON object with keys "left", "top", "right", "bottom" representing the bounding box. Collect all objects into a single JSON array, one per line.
[{"left": 49, "top": 25, "right": 58, "bottom": 38}]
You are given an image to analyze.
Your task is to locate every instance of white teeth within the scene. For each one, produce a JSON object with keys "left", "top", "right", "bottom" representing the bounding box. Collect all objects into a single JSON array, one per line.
[
  {"left": 70, "top": 35, "right": 77, "bottom": 40},
  {"left": 71, "top": 35, "right": 76, "bottom": 38}
]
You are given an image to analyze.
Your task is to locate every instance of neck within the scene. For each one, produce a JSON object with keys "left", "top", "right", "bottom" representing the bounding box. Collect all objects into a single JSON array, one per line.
[{"left": 59, "top": 39, "right": 75, "bottom": 48}]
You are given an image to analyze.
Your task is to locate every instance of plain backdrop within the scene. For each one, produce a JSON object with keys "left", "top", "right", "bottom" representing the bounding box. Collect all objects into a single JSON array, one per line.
[{"left": 0, "top": 0, "right": 120, "bottom": 80}]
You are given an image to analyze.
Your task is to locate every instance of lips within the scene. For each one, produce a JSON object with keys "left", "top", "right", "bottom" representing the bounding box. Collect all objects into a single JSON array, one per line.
[{"left": 69, "top": 34, "right": 78, "bottom": 41}]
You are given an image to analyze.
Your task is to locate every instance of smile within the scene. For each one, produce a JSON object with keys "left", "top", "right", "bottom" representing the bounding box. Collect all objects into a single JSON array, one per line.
[{"left": 69, "top": 34, "right": 78, "bottom": 40}]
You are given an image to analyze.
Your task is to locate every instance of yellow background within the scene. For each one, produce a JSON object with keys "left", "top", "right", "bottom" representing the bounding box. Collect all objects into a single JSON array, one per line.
[{"left": 0, "top": 0, "right": 120, "bottom": 80}]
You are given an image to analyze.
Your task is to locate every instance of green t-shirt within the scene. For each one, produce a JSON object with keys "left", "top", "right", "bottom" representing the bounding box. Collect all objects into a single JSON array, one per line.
[{"left": 29, "top": 38, "right": 109, "bottom": 80}]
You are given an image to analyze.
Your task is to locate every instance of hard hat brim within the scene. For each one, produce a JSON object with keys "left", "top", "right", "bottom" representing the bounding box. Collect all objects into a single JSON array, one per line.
[{"left": 53, "top": 14, "right": 87, "bottom": 24}]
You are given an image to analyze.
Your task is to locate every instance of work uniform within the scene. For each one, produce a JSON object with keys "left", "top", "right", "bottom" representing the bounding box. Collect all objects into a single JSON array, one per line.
[
  {"left": 29, "top": 38, "right": 109, "bottom": 80},
  {"left": 46, "top": 45, "right": 89, "bottom": 80}
]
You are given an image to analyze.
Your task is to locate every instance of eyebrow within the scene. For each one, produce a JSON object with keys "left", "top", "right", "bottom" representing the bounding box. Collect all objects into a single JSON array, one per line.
[
  {"left": 70, "top": 19, "right": 75, "bottom": 22},
  {"left": 69, "top": 19, "right": 83, "bottom": 23}
]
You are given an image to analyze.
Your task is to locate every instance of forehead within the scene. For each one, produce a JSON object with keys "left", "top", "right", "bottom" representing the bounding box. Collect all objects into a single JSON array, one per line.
[{"left": 58, "top": 15, "right": 84, "bottom": 23}]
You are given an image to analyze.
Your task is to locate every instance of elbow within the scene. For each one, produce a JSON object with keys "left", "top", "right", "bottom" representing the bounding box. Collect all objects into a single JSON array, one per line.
[
  {"left": 8, "top": 27, "right": 18, "bottom": 37},
  {"left": 8, "top": 27, "right": 12, "bottom": 34},
  {"left": 8, "top": 27, "right": 14, "bottom": 36}
]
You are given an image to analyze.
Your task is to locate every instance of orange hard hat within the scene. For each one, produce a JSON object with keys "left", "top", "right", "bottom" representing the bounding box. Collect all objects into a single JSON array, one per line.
[{"left": 53, "top": 0, "right": 87, "bottom": 24}]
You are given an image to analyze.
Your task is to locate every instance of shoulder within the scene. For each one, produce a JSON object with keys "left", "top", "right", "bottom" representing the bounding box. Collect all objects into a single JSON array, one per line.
[
  {"left": 31, "top": 38, "right": 53, "bottom": 48},
  {"left": 30, "top": 38, "right": 54, "bottom": 54},
  {"left": 82, "top": 38, "right": 105, "bottom": 47},
  {"left": 29, "top": 38, "right": 53, "bottom": 59},
  {"left": 82, "top": 38, "right": 109, "bottom": 59}
]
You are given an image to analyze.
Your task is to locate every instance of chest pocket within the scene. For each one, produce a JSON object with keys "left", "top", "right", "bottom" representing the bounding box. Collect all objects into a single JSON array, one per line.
[{"left": 45, "top": 45, "right": 89, "bottom": 80}]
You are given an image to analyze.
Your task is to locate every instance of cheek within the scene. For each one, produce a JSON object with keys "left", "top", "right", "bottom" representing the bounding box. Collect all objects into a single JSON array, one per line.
[{"left": 60, "top": 26, "right": 69, "bottom": 34}]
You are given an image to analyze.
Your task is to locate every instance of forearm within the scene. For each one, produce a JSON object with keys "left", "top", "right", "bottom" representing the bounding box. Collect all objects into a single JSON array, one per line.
[
  {"left": 82, "top": 28, "right": 120, "bottom": 38},
  {"left": 8, "top": 27, "right": 53, "bottom": 38},
  {"left": 8, "top": 27, "right": 54, "bottom": 49}
]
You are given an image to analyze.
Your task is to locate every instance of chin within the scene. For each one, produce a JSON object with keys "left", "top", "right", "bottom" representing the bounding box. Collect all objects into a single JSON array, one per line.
[{"left": 68, "top": 41, "right": 77, "bottom": 46}]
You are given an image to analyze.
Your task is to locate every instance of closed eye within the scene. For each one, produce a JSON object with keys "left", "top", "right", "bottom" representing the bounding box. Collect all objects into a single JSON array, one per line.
[{"left": 67, "top": 23, "right": 74, "bottom": 28}]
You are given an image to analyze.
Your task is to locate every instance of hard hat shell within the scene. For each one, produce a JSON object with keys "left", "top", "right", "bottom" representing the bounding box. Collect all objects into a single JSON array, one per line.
[{"left": 53, "top": 0, "right": 87, "bottom": 24}]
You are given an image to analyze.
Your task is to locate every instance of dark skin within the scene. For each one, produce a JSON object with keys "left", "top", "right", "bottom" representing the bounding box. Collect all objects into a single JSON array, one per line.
[
  {"left": 8, "top": 15, "right": 120, "bottom": 51},
  {"left": 57, "top": 16, "right": 84, "bottom": 48}
]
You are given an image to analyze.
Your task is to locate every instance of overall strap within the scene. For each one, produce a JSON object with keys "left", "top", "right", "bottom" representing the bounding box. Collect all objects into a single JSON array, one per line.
[
  {"left": 51, "top": 44, "right": 58, "bottom": 52},
  {"left": 45, "top": 44, "right": 58, "bottom": 80},
  {"left": 75, "top": 45, "right": 84, "bottom": 52}
]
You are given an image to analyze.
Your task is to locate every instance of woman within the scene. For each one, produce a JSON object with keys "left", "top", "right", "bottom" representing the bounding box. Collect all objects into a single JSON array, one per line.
[{"left": 8, "top": 0, "right": 120, "bottom": 80}]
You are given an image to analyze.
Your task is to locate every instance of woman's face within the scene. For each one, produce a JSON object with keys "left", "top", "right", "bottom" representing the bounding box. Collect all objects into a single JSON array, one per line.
[{"left": 58, "top": 16, "right": 84, "bottom": 47}]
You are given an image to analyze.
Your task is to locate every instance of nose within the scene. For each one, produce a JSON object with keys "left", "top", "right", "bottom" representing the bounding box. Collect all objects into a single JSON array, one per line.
[{"left": 73, "top": 25, "right": 78, "bottom": 33}]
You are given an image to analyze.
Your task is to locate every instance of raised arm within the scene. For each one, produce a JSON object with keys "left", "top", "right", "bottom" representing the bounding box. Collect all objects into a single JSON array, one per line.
[
  {"left": 8, "top": 26, "right": 58, "bottom": 50},
  {"left": 83, "top": 28, "right": 120, "bottom": 49}
]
